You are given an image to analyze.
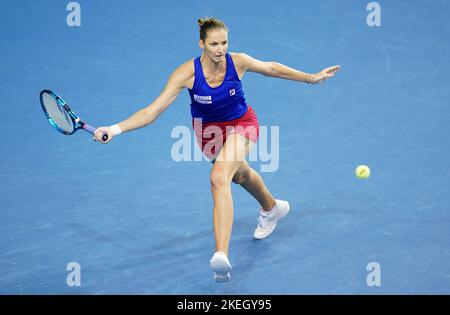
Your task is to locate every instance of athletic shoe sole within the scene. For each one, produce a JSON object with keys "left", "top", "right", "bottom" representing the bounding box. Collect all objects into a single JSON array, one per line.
[{"left": 210, "top": 257, "right": 232, "bottom": 282}]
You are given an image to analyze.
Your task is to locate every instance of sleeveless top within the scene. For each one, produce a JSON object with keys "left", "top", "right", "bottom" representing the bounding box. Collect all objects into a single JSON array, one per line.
[{"left": 188, "top": 52, "right": 248, "bottom": 122}]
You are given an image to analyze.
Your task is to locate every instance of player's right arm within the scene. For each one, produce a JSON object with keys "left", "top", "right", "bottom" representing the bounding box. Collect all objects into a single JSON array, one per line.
[{"left": 94, "top": 60, "right": 194, "bottom": 143}]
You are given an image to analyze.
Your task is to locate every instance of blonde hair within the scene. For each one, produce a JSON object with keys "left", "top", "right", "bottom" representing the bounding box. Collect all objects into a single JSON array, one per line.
[{"left": 198, "top": 17, "right": 228, "bottom": 41}]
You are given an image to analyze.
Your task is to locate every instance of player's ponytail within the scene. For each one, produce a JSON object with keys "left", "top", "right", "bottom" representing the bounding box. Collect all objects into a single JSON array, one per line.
[{"left": 198, "top": 17, "right": 228, "bottom": 41}]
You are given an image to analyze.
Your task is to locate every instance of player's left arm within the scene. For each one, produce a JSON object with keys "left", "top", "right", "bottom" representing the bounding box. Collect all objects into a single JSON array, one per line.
[{"left": 235, "top": 52, "right": 341, "bottom": 84}]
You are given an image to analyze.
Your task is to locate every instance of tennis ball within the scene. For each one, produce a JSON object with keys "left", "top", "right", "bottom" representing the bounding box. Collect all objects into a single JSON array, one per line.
[{"left": 356, "top": 165, "right": 371, "bottom": 179}]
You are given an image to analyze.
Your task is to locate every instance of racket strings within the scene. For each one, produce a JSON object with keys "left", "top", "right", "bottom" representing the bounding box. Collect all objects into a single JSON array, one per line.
[{"left": 42, "top": 93, "right": 74, "bottom": 133}]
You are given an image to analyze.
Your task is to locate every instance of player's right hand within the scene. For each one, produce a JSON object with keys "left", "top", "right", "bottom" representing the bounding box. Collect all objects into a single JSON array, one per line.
[{"left": 94, "top": 127, "right": 114, "bottom": 144}]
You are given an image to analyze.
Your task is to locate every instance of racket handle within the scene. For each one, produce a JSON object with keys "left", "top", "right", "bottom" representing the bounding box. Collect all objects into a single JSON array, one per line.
[
  {"left": 83, "top": 123, "right": 97, "bottom": 134},
  {"left": 83, "top": 123, "right": 108, "bottom": 142}
]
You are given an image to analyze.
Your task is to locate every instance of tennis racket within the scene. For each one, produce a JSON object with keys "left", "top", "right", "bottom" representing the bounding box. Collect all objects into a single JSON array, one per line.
[{"left": 40, "top": 89, "right": 108, "bottom": 142}]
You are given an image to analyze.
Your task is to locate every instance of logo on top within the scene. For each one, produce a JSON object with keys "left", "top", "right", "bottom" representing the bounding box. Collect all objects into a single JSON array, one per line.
[{"left": 194, "top": 94, "right": 212, "bottom": 104}]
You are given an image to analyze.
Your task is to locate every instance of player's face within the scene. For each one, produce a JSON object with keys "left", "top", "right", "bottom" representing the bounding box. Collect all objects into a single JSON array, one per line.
[{"left": 200, "top": 29, "right": 228, "bottom": 63}]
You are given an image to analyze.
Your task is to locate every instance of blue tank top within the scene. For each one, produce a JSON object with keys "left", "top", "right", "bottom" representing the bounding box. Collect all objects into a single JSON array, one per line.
[{"left": 188, "top": 53, "right": 248, "bottom": 122}]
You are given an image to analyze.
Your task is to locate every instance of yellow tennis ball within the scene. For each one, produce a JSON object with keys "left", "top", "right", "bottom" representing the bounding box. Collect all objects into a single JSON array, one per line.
[{"left": 356, "top": 165, "right": 371, "bottom": 179}]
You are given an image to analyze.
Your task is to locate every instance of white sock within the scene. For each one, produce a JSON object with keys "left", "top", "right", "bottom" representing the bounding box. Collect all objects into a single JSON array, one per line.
[{"left": 261, "top": 201, "right": 277, "bottom": 215}]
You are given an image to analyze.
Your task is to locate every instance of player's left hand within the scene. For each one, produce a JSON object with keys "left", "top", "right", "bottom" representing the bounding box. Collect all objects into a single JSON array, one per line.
[{"left": 311, "top": 65, "right": 341, "bottom": 84}]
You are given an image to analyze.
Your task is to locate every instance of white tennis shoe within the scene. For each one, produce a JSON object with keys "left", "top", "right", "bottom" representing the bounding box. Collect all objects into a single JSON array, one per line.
[
  {"left": 253, "top": 199, "right": 290, "bottom": 239},
  {"left": 210, "top": 251, "right": 232, "bottom": 282}
]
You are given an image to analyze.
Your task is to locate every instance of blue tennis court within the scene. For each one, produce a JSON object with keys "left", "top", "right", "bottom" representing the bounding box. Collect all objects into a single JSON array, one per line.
[{"left": 1, "top": 0, "right": 449, "bottom": 294}]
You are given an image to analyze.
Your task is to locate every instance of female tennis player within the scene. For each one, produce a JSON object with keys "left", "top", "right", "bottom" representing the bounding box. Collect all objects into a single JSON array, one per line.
[{"left": 94, "top": 17, "right": 340, "bottom": 282}]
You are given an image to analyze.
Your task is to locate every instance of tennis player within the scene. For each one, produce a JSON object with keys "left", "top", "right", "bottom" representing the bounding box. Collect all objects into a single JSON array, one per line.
[{"left": 94, "top": 17, "right": 340, "bottom": 282}]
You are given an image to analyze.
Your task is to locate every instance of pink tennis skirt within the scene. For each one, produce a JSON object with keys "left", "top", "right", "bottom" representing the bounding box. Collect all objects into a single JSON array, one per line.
[{"left": 192, "top": 105, "right": 260, "bottom": 159}]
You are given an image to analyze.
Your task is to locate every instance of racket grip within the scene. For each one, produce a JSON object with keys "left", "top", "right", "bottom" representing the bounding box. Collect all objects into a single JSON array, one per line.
[
  {"left": 83, "top": 124, "right": 108, "bottom": 142},
  {"left": 83, "top": 123, "right": 97, "bottom": 134}
]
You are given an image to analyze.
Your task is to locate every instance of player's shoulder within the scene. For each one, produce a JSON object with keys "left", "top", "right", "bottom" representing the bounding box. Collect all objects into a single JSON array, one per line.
[
  {"left": 176, "top": 58, "right": 195, "bottom": 74},
  {"left": 230, "top": 52, "right": 249, "bottom": 61},
  {"left": 230, "top": 52, "right": 253, "bottom": 67},
  {"left": 170, "top": 58, "right": 195, "bottom": 83},
  {"left": 166, "top": 58, "right": 195, "bottom": 89}
]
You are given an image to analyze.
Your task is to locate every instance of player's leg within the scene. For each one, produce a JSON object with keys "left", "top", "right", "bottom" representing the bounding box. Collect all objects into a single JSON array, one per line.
[
  {"left": 208, "top": 132, "right": 253, "bottom": 281},
  {"left": 232, "top": 161, "right": 276, "bottom": 211},
  {"left": 230, "top": 137, "right": 290, "bottom": 241},
  {"left": 210, "top": 133, "right": 252, "bottom": 255}
]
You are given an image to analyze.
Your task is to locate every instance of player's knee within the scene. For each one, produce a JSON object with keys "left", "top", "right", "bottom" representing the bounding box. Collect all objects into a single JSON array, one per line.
[
  {"left": 232, "top": 168, "right": 251, "bottom": 185},
  {"left": 210, "top": 170, "right": 230, "bottom": 189}
]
